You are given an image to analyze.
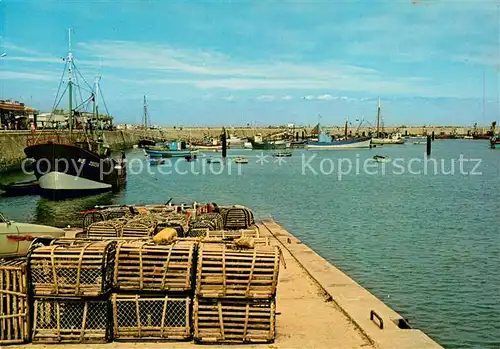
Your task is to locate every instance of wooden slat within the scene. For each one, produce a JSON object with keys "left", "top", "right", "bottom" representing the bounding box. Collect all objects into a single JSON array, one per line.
[
  {"left": 194, "top": 298, "right": 275, "bottom": 344},
  {"left": 0, "top": 259, "right": 29, "bottom": 345}
]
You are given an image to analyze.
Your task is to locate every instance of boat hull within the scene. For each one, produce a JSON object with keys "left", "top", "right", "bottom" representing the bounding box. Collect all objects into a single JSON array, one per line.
[
  {"left": 0, "top": 180, "right": 40, "bottom": 196},
  {"left": 250, "top": 141, "right": 287, "bottom": 150},
  {"left": 306, "top": 138, "right": 372, "bottom": 149},
  {"left": 145, "top": 148, "right": 197, "bottom": 157},
  {"left": 371, "top": 138, "right": 404, "bottom": 145},
  {"left": 24, "top": 143, "right": 125, "bottom": 200}
]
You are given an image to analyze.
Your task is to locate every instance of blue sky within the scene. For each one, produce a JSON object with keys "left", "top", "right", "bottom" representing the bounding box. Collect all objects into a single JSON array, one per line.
[{"left": 0, "top": 0, "right": 499, "bottom": 126}]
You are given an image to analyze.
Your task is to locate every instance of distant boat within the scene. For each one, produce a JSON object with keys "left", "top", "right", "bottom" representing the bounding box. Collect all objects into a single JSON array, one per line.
[
  {"left": 272, "top": 150, "right": 292, "bottom": 157},
  {"left": 149, "top": 158, "right": 166, "bottom": 166},
  {"left": 370, "top": 99, "right": 405, "bottom": 145},
  {"left": 185, "top": 154, "right": 198, "bottom": 162},
  {"left": 206, "top": 157, "right": 223, "bottom": 164},
  {"left": 138, "top": 139, "right": 155, "bottom": 148},
  {"left": 373, "top": 155, "right": 391, "bottom": 163},
  {"left": 490, "top": 122, "right": 499, "bottom": 149},
  {"left": 0, "top": 179, "right": 40, "bottom": 196},
  {"left": 145, "top": 140, "right": 198, "bottom": 158},
  {"left": 233, "top": 156, "right": 249, "bottom": 164},
  {"left": 250, "top": 133, "right": 288, "bottom": 150},
  {"left": 413, "top": 141, "right": 426, "bottom": 145}
]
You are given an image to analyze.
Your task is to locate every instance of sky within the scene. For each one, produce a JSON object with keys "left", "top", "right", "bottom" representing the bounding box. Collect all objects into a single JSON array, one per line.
[{"left": 0, "top": 0, "right": 499, "bottom": 127}]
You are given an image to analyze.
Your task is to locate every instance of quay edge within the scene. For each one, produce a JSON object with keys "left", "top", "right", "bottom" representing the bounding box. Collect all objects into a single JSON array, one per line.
[{"left": 260, "top": 220, "right": 444, "bottom": 349}]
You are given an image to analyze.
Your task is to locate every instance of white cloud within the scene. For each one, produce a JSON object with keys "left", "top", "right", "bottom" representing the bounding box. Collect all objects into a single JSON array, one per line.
[
  {"left": 0, "top": 71, "right": 54, "bottom": 81},
  {"left": 281, "top": 95, "right": 293, "bottom": 100},
  {"left": 256, "top": 95, "right": 275, "bottom": 101},
  {"left": 303, "top": 95, "right": 316, "bottom": 100},
  {"left": 222, "top": 95, "right": 234, "bottom": 101},
  {"left": 317, "top": 94, "right": 334, "bottom": 100}
]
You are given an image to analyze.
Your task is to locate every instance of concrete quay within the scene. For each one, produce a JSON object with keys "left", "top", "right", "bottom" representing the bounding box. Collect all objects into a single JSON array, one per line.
[{"left": 9, "top": 220, "right": 443, "bottom": 349}]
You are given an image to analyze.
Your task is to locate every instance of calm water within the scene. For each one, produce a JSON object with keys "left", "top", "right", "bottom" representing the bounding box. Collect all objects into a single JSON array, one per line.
[{"left": 1, "top": 140, "right": 499, "bottom": 349}]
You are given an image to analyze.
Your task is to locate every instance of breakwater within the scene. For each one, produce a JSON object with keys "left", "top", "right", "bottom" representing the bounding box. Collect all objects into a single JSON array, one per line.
[{"left": 0, "top": 130, "right": 143, "bottom": 172}]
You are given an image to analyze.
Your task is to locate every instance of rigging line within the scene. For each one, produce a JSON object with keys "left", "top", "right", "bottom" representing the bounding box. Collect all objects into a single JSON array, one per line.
[
  {"left": 50, "top": 61, "right": 68, "bottom": 114},
  {"left": 34, "top": 83, "right": 69, "bottom": 144},
  {"left": 98, "top": 87, "right": 111, "bottom": 119},
  {"left": 73, "top": 64, "right": 94, "bottom": 91},
  {"left": 73, "top": 65, "right": 85, "bottom": 110}
]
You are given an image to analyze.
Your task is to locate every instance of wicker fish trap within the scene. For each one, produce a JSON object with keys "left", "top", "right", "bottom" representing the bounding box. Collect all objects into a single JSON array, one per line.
[
  {"left": 32, "top": 298, "right": 111, "bottom": 344},
  {"left": 194, "top": 297, "right": 275, "bottom": 344},
  {"left": 29, "top": 241, "right": 116, "bottom": 297},
  {"left": 196, "top": 244, "right": 280, "bottom": 299},
  {"left": 114, "top": 241, "right": 196, "bottom": 292},
  {"left": 0, "top": 259, "right": 30, "bottom": 345},
  {"left": 112, "top": 294, "right": 191, "bottom": 340}
]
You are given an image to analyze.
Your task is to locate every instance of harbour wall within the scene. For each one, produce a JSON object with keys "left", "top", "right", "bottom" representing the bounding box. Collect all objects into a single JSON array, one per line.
[
  {"left": 0, "top": 130, "right": 144, "bottom": 173},
  {"left": 0, "top": 125, "right": 493, "bottom": 172}
]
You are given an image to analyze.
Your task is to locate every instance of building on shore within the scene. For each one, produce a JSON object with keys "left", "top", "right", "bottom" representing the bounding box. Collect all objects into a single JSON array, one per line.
[{"left": 0, "top": 99, "right": 38, "bottom": 130}]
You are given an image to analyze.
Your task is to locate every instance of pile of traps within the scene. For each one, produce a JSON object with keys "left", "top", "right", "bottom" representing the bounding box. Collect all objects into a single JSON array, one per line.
[{"left": 1, "top": 204, "right": 281, "bottom": 345}]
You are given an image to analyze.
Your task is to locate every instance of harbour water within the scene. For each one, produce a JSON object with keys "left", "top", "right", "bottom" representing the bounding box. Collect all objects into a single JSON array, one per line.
[{"left": 1, "top": 140, "right": 499, "bottom": 349}]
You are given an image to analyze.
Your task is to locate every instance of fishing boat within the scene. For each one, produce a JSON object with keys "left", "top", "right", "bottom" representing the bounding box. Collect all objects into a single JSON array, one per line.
[
  {"left": 250, "top": 134, "right": 288, "bottom": 150},
  {"left": 24, "top": 31, "right": 126, "bottom": 200},
  {"left": 138, "top": 139, "right": 155, "bottom": 148},
  {"left": 413, "top": 140, "right": 427, "bottom": 145},
  {"left": 373, "top": 155, "right": 391, "bottom": 163},
  {"left": 0, "top": 179, "right": 40, "bottom": 196},
  {"left": 234, "top": 156, "right": 249, "bottom": 164},
  {"left": 370, "top": 99, "right": 405, "bottom": 145},
  {"left": 145, "top": 141, "right": 198, "bottom": 158},
  {"left": 272, "top": 150, "right": 292, "bottom": 157},
  {"left": 306, "top": 119, "right": 372, "bottom": 149}
]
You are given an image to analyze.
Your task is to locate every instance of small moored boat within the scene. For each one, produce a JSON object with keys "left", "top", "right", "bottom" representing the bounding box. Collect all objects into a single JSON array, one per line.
[
  {"left": 373, "top": 155, "right": 391, "bottom": 163},
  {"left": 272, "top": 151, "right": 292, "bottom": 157},
  {"left": 234, "top": 156, "right": 249, "bottom": 164},
  {"left": 0, "top": 179, "right": 40, "bottom": 196}
]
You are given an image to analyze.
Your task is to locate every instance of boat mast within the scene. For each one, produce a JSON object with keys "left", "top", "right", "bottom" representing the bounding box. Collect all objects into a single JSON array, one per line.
[
  {"left": 67, "top": 28, "right": 73, "bottom": 134},
  {"left": 482, "top": 69, "right": 485, "bottom": 122},
  {"left": 376, "top": 97, "right": 381, "bottom": 137},
  {"left": 143, "top": 95, "right": 148, "bottom": 129}
]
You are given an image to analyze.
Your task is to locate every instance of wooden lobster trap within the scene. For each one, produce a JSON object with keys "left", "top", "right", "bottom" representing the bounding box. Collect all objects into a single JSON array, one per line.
[
  {"left": 190, "top": 213, "right": 224, "bottom": 231},
  {"left": 29, "top": 241, "right": 116, "bottom": 297},
  {"left": 122, "top": 216, "right": 157, "bottom": 238},
  {"left": 196, "top": 244, "right": 280, "bottom": 299},
  {"left": 32, "top": 298, "right": 111, "bottom": 344},
  {"left": 114, "top": 241, "right": 196, "bottom": 292},
  {"left": 0, "top": 259, "right": 30, "bottom": 345},
  {"left": 220, "top": 206, "right": 255, "bottom": 230},
  {"left": 112, "top": 294, "right": 191, "bottom": 340},
  {"left": 86, "top": 219, "right": 125, "bottom": 239},
  {"left": 194, "top": 298, "right": 275, "bottom": 344}
]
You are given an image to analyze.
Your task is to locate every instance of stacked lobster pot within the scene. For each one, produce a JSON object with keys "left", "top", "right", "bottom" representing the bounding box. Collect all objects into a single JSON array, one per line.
[
  {"left": 194, "top": 243, "right": 280, "bottom": 344},
  {"left": 0, "top": 259, "right": 30, "bottom": 345},
  {"left": 28, "top": 241, "right": 116, "bottom": 344},
  {"left": 112, "top": 240, "right": 197, "bottom": 341}
]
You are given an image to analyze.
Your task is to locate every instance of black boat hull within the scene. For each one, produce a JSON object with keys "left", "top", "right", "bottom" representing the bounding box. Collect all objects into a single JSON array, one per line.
[{"left": 24, "top": 143, "right": 125, "bottom": 200}]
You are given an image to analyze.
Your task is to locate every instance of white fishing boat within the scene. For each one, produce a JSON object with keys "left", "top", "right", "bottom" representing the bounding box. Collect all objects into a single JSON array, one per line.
[{"left": 370, "top": 99, "right": 405, "bottom": 145}]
